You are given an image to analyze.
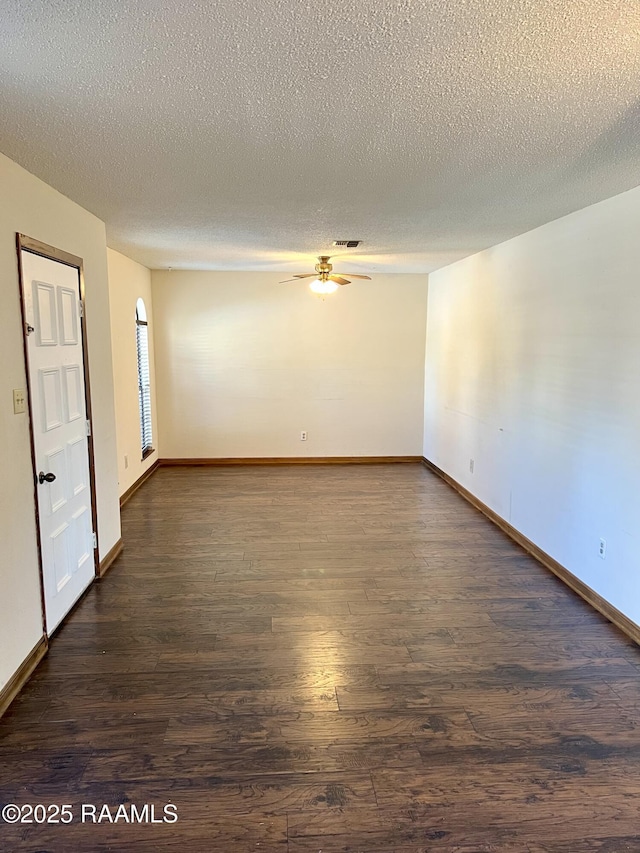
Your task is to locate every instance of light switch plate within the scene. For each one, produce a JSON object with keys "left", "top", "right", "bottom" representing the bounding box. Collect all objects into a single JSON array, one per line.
[{"left": 13, "top": 389, "right": 26, "bottom": 414}]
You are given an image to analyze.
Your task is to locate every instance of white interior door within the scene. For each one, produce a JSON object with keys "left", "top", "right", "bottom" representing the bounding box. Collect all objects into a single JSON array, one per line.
[{"left": 20, "top": 249, "right": 96, "bottom": 634}]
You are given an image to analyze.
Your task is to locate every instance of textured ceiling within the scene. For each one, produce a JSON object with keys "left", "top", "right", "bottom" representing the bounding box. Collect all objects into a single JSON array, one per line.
[{"left": 1, "top": 0, "right": 640, "bottom": 273}]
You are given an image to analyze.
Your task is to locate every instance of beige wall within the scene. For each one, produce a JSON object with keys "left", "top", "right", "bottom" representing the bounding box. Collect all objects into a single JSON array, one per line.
[
  {"left": 107, "top": 249, "right": 159, "bottom": 496},
  {"left": 424, "top": 183, "right": 640, "bottom": 625},
  {"left": 152, "top": 271, "right": 428, "bottom": 458},
  {"left": 0, "top": 152, "right": 120, "bottom": 691}
]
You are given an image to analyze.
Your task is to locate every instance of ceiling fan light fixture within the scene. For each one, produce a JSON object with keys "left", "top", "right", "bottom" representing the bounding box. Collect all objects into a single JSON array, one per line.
[{"left": 310, "top": 278, "right": 339, "bottom": 294}]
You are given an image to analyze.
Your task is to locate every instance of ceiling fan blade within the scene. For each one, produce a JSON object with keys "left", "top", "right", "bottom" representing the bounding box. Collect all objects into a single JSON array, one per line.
[
  {"left": 340, "top": 273, "right": 371, "bottom": 280},
  {"left": 279, "top": 274, "right": 316, "bottom": 282},
  {"left": 329, "top": 275, "right": 351, "bottom": 285},
  {"left": 293, "top": 273, "right": 319, "bottom": 279}
]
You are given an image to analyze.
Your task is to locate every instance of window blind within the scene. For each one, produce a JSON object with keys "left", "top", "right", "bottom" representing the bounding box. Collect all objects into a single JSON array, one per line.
[{"left": 136, "top": 319, "right": 153, "bottom": 456}]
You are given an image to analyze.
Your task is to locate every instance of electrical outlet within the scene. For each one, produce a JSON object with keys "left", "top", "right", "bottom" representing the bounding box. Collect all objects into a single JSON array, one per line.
[
  {"left": 300, "top": 431, "right": 308, "bottom": 441},
  {"left": 599, "top": 538, "right": 606, "bottom": 559},
  {"left": 469, "top": 458, "right": 474, "bottom": 474},
  {"left": 13, "top": 389, "right": 26, "bottom": 414}
]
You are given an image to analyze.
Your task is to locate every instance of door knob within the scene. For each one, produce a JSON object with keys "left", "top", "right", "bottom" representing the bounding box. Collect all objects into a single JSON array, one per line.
[{"left": 38, "top": 471, "right": 56, "bottom": 484}]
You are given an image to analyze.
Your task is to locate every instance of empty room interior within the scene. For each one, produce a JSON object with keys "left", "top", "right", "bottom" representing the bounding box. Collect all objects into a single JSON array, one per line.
[{"left": 2, "top": 1, "right": 640, "bottom": 850}]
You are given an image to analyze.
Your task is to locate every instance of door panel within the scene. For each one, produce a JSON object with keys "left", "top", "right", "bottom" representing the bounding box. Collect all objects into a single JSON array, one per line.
[
  {"left": 45, "top": 447, "right": 67, "bottom": 513},
  {"left": 68, "top": 436, "right": 89, "bottom": 495},
  {"left": 51, "top": 521, "right": 71, "bottom": 588},
  {"left": 62, "top": 364, "right": 83, "bottom": 421},
  {"left": 40, "top": 368, "right": 64, "bottom": 431},
  {"left": 33, "top": 280, "right": 58, "bottom": 346},
  {"left": 21, "top": 249, "right": 96, "bottom": 633},
  {"left": 72, "top": 506, "right": 93, "bottom": 570},
  {"left": 58, "top": 287, "right": 79, "bottom": 345}
]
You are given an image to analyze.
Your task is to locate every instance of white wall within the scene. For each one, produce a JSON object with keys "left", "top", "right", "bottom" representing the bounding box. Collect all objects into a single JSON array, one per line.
[
  {"left": 152, "top": 271, "right": 428, "bottom": 458},
  {"left": 0, "top": 152, "right": 120, "bottom": 691},
  {"left": 424, "top": 183, "right": 640, "bottom": 625},
  {"left": 107, "top": 249, "right": 158, "bottom": 496}
]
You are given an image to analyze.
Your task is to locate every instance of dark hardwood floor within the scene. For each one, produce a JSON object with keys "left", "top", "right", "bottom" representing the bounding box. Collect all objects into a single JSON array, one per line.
[{"left": 2, "top": 463, "right": 640, "bottom": 852}]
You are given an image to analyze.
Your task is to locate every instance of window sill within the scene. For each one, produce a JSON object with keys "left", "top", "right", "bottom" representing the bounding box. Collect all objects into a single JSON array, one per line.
[{"left": 141, "top": 447, "right": 155, "bottom": 461}]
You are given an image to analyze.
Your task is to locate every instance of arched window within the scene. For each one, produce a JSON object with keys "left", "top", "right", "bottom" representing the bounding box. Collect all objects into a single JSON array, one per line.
[{"left": 136, "top": 298, "right": 153, "bottom": 458}]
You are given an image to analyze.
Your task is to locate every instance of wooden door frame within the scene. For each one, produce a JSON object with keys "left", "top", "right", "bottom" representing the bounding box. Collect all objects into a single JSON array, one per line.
[{"left": 15, "top": 234, "right": 100, "bottom": 635}]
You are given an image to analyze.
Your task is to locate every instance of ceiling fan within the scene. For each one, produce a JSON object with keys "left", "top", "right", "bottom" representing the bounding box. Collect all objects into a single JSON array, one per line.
[{"left": 280, "top": 256, "right": 371, "bottom": 294}]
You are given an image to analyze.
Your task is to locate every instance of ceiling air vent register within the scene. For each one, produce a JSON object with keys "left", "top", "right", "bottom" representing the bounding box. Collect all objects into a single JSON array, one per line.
[{"left": 333, "top": 240, "right": 361, "bottom": 248}]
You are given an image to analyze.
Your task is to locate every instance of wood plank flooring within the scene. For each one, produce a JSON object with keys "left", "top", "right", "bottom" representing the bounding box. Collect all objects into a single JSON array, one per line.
[{"left": 2, "top": 463, "right": 640, "bottom": 852}]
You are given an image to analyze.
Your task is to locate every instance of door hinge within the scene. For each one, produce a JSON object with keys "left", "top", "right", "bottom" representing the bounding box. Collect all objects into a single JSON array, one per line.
[
  {"left": 86, "top": 419, "right": 91, "bottom": 437},
  {"left": 79, "top": 302, "right": 84, "bottom": 318},
  {"left": 92, "top": 532, "right": 98, "bottom": 550}
]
